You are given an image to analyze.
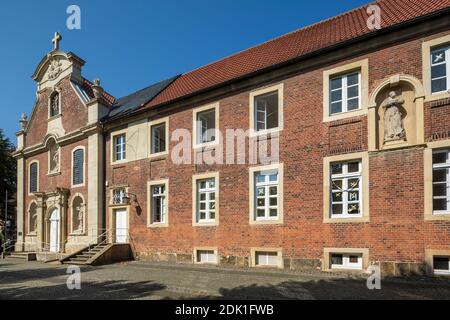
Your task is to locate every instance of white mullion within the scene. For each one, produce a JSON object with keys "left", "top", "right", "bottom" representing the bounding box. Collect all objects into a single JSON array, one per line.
[
  {"left": 446, "top": 48, "right": 450, "bottom": 91},
  {"left": 342, "top": 75, "right": 348, "bottom": 112}
]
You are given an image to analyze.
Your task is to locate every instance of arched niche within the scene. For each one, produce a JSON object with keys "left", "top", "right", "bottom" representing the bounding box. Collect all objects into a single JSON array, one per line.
[{"left": 368, "top": 75, "right": 425, "bottom": 151}]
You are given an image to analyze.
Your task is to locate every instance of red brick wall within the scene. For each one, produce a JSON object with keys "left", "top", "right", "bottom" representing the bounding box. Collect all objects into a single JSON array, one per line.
[{"left": 104, "top": 30, "right": 450, "bottom": 267}]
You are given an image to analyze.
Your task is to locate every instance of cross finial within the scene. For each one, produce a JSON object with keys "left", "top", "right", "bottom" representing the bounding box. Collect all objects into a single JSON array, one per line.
[{"left": 52, "top": 32, "right": 62, "bottom": 50}]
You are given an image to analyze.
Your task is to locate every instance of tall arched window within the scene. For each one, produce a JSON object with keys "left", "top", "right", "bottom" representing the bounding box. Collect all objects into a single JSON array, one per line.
[
  {"left": 49, "top": 92, "right": 60, "bottom": 117},
  {"left": 29, "top": 162, "right": 38, "bottom": 193},
  {"left": 72, "top": 148, "right": 84, "bottom": 186},
  {"left": 48, "top": 139, "right": 60, "bottom": 174},
  {"left": 71, "top": 196, "right": 85, "bottom": 234},
  {"left": 29, "top": 202, "right": 38, "bottom": 234}
]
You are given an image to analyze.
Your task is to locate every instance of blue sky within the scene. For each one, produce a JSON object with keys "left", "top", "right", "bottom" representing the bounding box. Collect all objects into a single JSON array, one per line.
[{"left": 0, "top": 0, "right": 370, "bottom": 143}]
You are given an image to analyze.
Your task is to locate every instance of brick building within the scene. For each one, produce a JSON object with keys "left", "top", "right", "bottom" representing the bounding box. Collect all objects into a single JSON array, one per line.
[{"left": 13, "top": 0, "right": 450, "bottom": 276}]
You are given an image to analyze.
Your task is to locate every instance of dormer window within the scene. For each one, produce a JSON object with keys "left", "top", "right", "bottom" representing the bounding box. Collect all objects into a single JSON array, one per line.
[{"left": 49, "top": 91, "right": 60, "bottom": 117}]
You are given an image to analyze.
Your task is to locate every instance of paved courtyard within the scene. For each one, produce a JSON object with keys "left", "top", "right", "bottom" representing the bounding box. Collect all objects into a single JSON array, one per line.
[{"left": 0, "top": 258, "right": 450, "bottom": 300}]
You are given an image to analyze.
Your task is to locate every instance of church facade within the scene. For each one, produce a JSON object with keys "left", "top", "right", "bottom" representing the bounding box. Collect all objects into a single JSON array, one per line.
[{"left": 13, "top": 0, "right": 450, "bottom": 276}]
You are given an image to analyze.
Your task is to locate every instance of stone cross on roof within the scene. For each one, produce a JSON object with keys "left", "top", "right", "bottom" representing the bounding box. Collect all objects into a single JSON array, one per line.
[{"left": 52, "top": 32, "right": 62, "bottom": 51}]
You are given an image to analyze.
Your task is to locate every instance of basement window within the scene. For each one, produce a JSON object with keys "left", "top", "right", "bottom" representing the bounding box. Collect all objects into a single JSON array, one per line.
[
  {"left": 433, "top": 256, "right": 450, "bottom": 275},
  {"left": 196, "top": 250, "right": 217, "bottom": 264},
  {"left": 255, "top": 251, "right": 280, "bottom": 267},
  {"left": 330, "top": 253, "right": 363, "bottom": 270}
]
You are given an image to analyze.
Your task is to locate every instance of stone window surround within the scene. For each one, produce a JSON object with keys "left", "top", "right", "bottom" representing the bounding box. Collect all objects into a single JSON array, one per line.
[
  {"left": 148, "top": 117, "right": 169, "bottom": 158},
  {"left": 110, "top": 129, "right": 127, "bottom": 165},
  {"left": 323, "top": 248, "right": 370, "bottom": 272},
  {"left": 250, "top": 247, "right": 283, "bottom": 269},
  {"left": 27, "top": 200, "right": 38, "bottom": 236},
  {"left": 193, "top": 247, "right": 219, "bottom": 265},
  {"left": 323, "top": 152, "right": 370, "bottom": 224},
  {"left": 249, "top": 163, "right": 284, "bottom": 225},
  {"left": 28, "top": 160, "right": 39, "bottom": 195},
  {"left": 71, "top": 146, "right": 86, "bottom": 188},
  {"left": 249, "top": 83, "right": 284, "bottom": 137},
  {"left": 192, "top": 102, "right": 220, "bottom": 149},
  {"left": 147, "top": 179, "right": 169, "bottom": 228},
  {"left": 424, "top": 139, "right": 450, "bottom": 221},
  {"left": 323, "top": 59, "right": 369, "bottom": 122},
  {"left": 425, "top": 249, "right": 450, "bottom": 277},
  {"left": 69, "top": 192, "right": 86, "bottom": 236},
  {"left": 192, "top": 172, "right": 220, "bottom": 227},
  {"left": 109, "top": 185, "right": 129, "bottom": 207},
  {"left": 422, "top": 34, "right": 450, "bottom": 102}
]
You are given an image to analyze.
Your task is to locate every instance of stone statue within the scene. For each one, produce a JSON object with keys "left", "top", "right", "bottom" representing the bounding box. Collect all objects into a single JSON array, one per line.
[
  {"left": 32, "top": 212, "right": 38, "bottom": 232},
  {"left": 382, "top": 91, "right": 406, "bottom": 142},
  {"left": 50, "top": 146, "right": 59, "bottom": 173},
  {"left": 51, "top": 93, "right": 59, "bottom": 116},
  {"left": 74, "top": 204, "right": 84, "bottom": 232}
]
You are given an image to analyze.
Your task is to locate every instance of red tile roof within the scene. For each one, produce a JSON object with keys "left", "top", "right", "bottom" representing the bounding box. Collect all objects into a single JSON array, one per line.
[
  {"left": 145, "top": 0, "right": 450, "bottom": 109},
  {"left": 82, "top": 78, "right": 116, "bottom": 106}
]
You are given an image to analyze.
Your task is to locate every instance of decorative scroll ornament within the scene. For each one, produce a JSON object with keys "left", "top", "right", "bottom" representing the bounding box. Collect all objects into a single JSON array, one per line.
[
  {"left": 48, "top": 59, "right": 63, "bottom": 80},
  {"left": 382, "top": 91, "right": 406, "bottom": 143}
]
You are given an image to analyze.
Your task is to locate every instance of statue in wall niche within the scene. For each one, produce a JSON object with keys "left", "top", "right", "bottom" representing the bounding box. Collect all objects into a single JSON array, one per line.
[
  {"left": 31, "top": 212, "right": 38, "bottom": 233},
  {"left": 74, "top": 204, "right": 84, "bottom": 233},
  {"left": 382, "top": 91, "right": 406, "bottom": 143},
  {"left": 50, "top": 146, "right": 60, "bottom": 173}
]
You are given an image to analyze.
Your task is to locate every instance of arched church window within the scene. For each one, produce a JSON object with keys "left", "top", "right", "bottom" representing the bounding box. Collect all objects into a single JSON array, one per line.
[
  {"left": 49, "top": 92, "right": 60, "bottom": 117},
  {"left": 71, "top": 196, "right": 85, "bottom": 234},
  {"left": 29, "top": 202, "right": 38, "bottom": 234},
  {"left": 48, "top": 139, "right": 60, "bottom": 174}
]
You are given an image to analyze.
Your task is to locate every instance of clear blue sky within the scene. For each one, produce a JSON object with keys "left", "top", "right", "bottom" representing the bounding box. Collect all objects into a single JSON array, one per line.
[{"left": 0, "top": 0, "right": 370, "bottom": 143}]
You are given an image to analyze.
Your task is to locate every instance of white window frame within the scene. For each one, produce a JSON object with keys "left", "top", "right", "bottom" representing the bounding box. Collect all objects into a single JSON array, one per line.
[
  {"left": 71, "top": 146, "right": 85, "bottom": 188},
  {"left": 249, "top": 84, "right": 284, "bottom": 137},
  {"left": 251, "top": 248, "right": 283, "bottom": 269},
  {"left": 330, "top": 253, "right": 363, "bottom": 270},
  {"left": 149, "top": 118, "right": 169, "bottom": 157},
  {"left": 197, "top": 178, "right": 216, "bottom": 223},
  {"left": 112, "top": 133, "right": 126, "bottom": 163},
  {"left": 192, "top": 172, "right": 219, "bottom": 227},
  {"left": 432, "top": 149, "right": 450, "bottom": 215},
  {"left": 192, "top": 103, "right": 220, "bottom": 149},
  {"left": 430, "top": 45, "right": 450, "bottom": 95},
  {"left": 329, "top": 72, "right": 362, "bottom": 115},
  {"left": 330, "top": 160, "right": 363, "bottom": 219},
  {"left": 254, "top": 170, "right": 279, "bottom": 221},
  {"left": 147, "top": 180, "right": 169, "bottom": 227},
  {"left": 111, "top": 187, "right": 128, "bottom": 205},
  {"left": 28, "top": 160, "right": 39, "bottom": 195}
]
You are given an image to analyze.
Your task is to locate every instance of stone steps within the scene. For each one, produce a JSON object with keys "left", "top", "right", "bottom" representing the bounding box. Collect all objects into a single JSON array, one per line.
[{"left": 62, "top": 243, "right": 109, "bottom": 265}]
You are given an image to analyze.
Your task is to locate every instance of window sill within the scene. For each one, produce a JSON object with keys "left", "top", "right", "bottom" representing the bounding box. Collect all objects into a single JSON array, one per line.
[
  {"left": 47, "top": 114, "right": 62, "bottom": 122},
  {"left": 69, "top": 232, "right": 87, "bottom": 237},
  {"left": 324, "top": 216, "right": 369, "bottom": 224},
  {"left": 249, "top": 128, "right": 282, "bottom": 139},
  {"left": 193, "top": 221, "right": 219, "bottom": 227},
  {"left": 109, "top": 203, "right": 130, "bottom": 208},
  {"left": 193, "top": 141, "right": 219, "bottom": 150},
  {"left": 47, "top": 171, "right": 61, "bottom": 177},
  {"left": 323, "top": 109, "right": 367, "bottom": 123},
  {"left": 425, "top": 91, "right": 450, "bottom": 103},
  {"left": 148, "top": 223, "right": 169, "bottom": 229},
  {"left": 425, "top": 213, "right": 450, "bottom": 221},
  {"left": 250, "top": 218, "right": 283, "bottom": 226},
  {"left": 71, "top": 183, "right": 85, "bottom": 189},
  {"left": 149, "top": 152, "right": 168, "bottom": 161},
  {"left": 111, "top": 159, "right": 128, "bottom": 166}
]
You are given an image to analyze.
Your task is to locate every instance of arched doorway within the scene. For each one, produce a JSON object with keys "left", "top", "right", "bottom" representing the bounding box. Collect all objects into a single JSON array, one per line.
[{"left": 49, "top": 208, "right": 60, "bottom": 252}]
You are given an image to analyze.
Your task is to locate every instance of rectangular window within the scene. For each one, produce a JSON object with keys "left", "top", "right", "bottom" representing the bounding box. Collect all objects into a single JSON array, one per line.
[
  {"left": 151, "top": 184, "right": 166, "bottom": 224},
  {"left": 72, "top": 149, "right": 84, "bottom": 186},
  {"left": 329, "top": 72, "right": 361, "bottom": 115},
  {"left": 255, "top": 91, "right": 279, "bottom": 131},
  {"left": 29, "top": 163, "right": 38, "bottom": 193},
  {"left": 433, "top": 256, "right": 450, "bottom": 275},
  {"left": 151, "top": 123, "right": 166, "bottom": 155},
  {"left": 114, "top": 134, "right": 126, "bottom": 162},
  {"left": 112, "top": 188, "right": 127, "bottom": 205},
  {"left": 255, "top": 251, "right": 280, "bottom": 267},
  {"left": 330, "top": 253, "right": 363, "bottom": 270},
  {"left": 196, "top": 109, "right": 216, "bottom": 145},
  {"left": 432, "top": 150, "right": 450, "bottom": 214},
  {"left": 196, "top": 178, "right": 216, "bottom": 223},
  {"left": 196, "top": 250, "right": 217, "bottom": 264},
  {"left": 330, "top": 161, "right": 362, "bottom": 218},
  {"left": 254, "top": 170, "right": 279, "bottom": 221},
  {"left": 431, "top": 46, "right": 450, "bottom": 94}
]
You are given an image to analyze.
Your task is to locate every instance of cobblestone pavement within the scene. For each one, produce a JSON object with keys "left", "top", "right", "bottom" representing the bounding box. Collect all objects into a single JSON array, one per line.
[{"left": 1, "top": 258, "right": 450, "bottom": 300}]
